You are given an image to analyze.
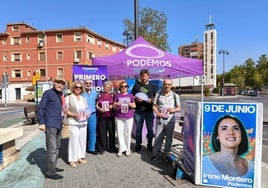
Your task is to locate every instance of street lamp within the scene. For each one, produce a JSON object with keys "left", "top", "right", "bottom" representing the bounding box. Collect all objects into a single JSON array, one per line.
[{"left": 219, "top": 49, "right": 229, "bottom": 97}]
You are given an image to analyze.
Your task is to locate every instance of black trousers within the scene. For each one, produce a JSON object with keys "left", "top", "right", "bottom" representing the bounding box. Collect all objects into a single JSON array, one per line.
[{"left": 98, "top": 116, "right": 116, "bottom": 152}]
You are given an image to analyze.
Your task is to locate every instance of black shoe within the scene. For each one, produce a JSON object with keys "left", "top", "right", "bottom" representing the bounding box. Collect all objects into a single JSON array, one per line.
[
  {"left": 108, "top": 148, "right": 117, "bottom": 153},
  {"left": 45, "top": 174, "right": 63, "bottom": 180},
  {"left": 134, "top": 145, "right": 141, "bottom": 152},
  {"left": 147, "top": 145, "right": 153, "bottom": 152},
  {"left": 163, "top": 155, "right": 173, "bottom": 163},
  {"left": 99, "top": 150, "right": 105, "bottom": 155},
  {"left": 87, "top": 150, "right": 98, "bottom": 155},
  {"left": 55, "top": 168, "right": 64, "bottom": 172},
  {"left": 151, "top": 154, "right": 160, "bottom": 162}
]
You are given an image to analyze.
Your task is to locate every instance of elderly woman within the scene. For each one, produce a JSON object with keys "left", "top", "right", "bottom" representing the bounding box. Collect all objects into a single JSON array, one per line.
[
  {"left": 65, "top": 81, "right": 90, "bottom": 168},
  {"left": 113, "top": 81, "right": 136, "bottom": 157},
  {"left": 96, "top": 81, "right": 116, "bottom": 154}
]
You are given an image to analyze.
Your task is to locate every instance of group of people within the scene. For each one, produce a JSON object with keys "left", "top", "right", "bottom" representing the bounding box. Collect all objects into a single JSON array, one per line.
[{"left": 37, "top": 69, "right": 181, "bottom": 180}]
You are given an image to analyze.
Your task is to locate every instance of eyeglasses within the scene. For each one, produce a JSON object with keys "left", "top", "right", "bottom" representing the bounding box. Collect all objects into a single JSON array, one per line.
[
  {"left": 74, "top": 86, "right": 83, "bottom": 89},
  {"left": 121, "top": 85, "right": 128, "bottom": 88},
  {"left": 85, "top": 82, "right": 92, "bottom": 85}
]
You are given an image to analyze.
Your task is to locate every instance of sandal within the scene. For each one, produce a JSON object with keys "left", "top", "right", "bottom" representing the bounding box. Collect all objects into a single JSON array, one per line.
[
  {"left": 70, "top": 162, "right": 77, "bottom": 168},
  {"left": 125, "top": 151, "right": 131, "bottom": 157},
  {"left": 78, "top": 158, "right": 87, "bottom": 164}
]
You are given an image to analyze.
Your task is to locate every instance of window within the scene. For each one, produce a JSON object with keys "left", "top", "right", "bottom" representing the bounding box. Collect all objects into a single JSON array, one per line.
[
  {"left": 27, "top": 70, "right": 31, "bottom": 77},
  {"left": 105, "top": 42, "right": 109, "bottom": 50},
  {"left": 97, "top": 39, "right": 102, "bottom": 47},
  {"left": 56, "top": 34, "right": 63, "bottom": 42},
  {"left": 12, "top": 53, "right": 21, "bottom": 61},
  {"left": 12, "top": 70, "right": 22, "bottom": 78},
  {"left": 74, "top": 32, "right": 82, "bottom": 42},
  {"left": 75, "top": 50, "right": 82, "bottom": 59},
  {"left": 3, "top": 54, "right": 7, "bottom": 61},
  {"left": 40, "top": 69, "right": 46, "bottom": 76},
  {"left": 12, "top": 26, "right": 19, "bottom": 31},
  {"left": 57, "top": 51, "right": 63, "bottom": 60},
  {"left": 112, "top": 44, "right": 116, "bottom": 52},
  {"left": 57, "top": 68, "right": 63, "bottom": 77},
  {"left": 39, "top": 52, "right": 46, "bottom": 61},
  {"left": 87, "top": 34, "right": 95, "bottom": 44},
  {"left": 2, "top": 38, "right": 7, "bottom": 45},
  {"left": 38, "top": 34, "right": 45, "bottom": 44},
  {"left": 26, "top": 53, "right": 31, "bottom": 60},
  {"left": 87, "top": 52, "right": 95, "bottom": 59},
  {"left": 26, "top": 36, "right": 30, "bottom": 43},
  {"left": 11, "top": 37, "right": 21, "bottom": 45}
]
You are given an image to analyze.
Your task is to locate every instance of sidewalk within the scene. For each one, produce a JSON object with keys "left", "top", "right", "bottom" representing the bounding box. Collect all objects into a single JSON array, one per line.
[{"left": 0, "top": 122, "right": 267, "bottom": 188}]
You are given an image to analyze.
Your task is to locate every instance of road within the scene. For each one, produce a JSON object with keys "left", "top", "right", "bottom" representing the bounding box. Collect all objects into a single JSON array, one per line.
[{"left": 0, "top": 102, "right": 35, "bottom": 128}]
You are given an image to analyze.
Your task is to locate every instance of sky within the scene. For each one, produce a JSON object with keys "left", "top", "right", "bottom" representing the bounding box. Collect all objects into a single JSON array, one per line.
[{"left": 1, "top": 0, "right": 267, "bottom": 74}]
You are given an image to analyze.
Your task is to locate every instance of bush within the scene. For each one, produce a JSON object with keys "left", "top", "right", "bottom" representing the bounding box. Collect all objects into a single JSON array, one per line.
[{"left": 204, "top": 87, "right": 210, "bottom": 96}]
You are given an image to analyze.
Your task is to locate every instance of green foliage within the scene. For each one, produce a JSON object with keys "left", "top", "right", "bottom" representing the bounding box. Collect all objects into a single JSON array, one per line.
[
  {"left": 204, "top": 86, "right": 210, "bottom": 96},
  {"left": 123, "top": 7, "right": 170, "bottom": 51},
  {"left": 220, "top": 54, "right": 268, "bottom": 90},
  {"left": 212, "top": 87, "right": 220, "bottom": 94}
]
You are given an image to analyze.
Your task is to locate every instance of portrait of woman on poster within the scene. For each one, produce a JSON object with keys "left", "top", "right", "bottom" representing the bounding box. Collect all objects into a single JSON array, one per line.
[{"left": 203, "top": 114, "right": 254, "bottom": 178}]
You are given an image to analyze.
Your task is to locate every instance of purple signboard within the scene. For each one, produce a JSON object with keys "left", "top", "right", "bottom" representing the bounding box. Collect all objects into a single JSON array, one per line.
[{"left": 72, "top": 65, "right": 107, "bottom": 92}]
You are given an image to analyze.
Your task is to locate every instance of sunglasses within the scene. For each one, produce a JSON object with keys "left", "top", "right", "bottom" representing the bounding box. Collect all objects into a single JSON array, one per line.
[
  {"left": 85, "top": 82, "right": 92, "bottom": 85},
  {"left": 55, "top": 81, "right": 66, "bottom": 85},
  {"left": 74, "top": 86, "right": 83, "bottom": 89},
  {"left": 121, "top": 85, "right": 128, "bottom": 88}
]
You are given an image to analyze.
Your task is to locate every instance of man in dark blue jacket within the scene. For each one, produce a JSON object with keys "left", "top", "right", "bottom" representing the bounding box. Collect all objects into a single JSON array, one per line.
[{"left": 38, "top": 76, "right": 66, "bottom": 180}]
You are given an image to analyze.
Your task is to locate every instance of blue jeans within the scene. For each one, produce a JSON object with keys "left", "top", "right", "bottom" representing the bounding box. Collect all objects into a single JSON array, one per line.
[
  {"left": 87, "top": 112, "right": 97, "bottom": 152},
  {"left": 134, "top": 111, "right": 155, "bottom": 147}
]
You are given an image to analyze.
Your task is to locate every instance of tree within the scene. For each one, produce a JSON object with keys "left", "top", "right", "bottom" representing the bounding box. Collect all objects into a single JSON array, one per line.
[
  {"left": 256, "top": 54, "right": 268, "bottom": 86},
  {"left": 228, "top": 65, "right": 246, "bottom": 89},
  {"left": 123, "top": 7, "right": 170, "bottom": 51},
  {"left": 244, "top": 58, "right": 263, "bottom": 89}
]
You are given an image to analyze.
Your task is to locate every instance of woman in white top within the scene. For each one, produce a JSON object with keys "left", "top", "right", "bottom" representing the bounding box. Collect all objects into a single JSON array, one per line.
[{"left": 65, "top": 81, "right": 90, "bottom": 168}]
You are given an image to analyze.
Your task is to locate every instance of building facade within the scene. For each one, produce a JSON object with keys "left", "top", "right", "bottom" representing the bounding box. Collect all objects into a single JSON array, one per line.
[
  {"left": 0, "top": 22, "right": 125, "bottom": 102},
  {"left": 178, "top": 41, "right": 203, "bottom": 59},
  {"left": 203, "top": 22, "right": 217, "bottom": 88}
]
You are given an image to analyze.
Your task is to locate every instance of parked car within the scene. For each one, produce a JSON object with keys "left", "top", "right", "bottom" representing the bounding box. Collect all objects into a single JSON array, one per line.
[{"left": 238, "top": 89, "right": 246, "bottom": 95}]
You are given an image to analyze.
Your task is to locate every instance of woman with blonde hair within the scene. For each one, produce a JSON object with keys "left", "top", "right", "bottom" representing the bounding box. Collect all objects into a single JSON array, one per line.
[
  {"left": 96, "top": 81, "right": 116, "bottom": 154},
  {"left": 65, "top": 81, "right": 90, "bottom": 167}
]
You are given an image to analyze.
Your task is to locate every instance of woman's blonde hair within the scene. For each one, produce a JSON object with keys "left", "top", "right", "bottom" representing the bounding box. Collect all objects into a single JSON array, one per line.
[{"left": 71, "top": 81, "right": 85, "bottom": 93}]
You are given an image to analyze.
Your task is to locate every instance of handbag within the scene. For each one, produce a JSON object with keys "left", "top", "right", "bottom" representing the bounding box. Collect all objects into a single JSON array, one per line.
[{"left": 61, "top": 123, "right": 70, "bottom": 139}]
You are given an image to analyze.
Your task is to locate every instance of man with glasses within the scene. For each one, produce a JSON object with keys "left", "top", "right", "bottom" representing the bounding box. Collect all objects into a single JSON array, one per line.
[
  {"left": 151, "top": 79, "right": 180, "bottom": 163},
  {"left": 131, "top": 69, "right": 158, "bottom": 152},
  {"left": 82, "top": 78, "right": 99, "bottom": 155},
  {"left": 38, "top": 76, "right": 66, "bottom": 180}
]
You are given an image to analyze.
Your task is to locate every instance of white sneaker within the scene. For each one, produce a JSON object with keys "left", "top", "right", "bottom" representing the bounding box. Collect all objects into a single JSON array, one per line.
[{"left": 117, "top": 152, "right": 122, "bottom": 157}]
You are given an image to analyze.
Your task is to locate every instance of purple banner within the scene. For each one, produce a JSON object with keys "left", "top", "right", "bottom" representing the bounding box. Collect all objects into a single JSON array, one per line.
[{"left": 72, "top": 65, "right": 107, "bottom": 92}]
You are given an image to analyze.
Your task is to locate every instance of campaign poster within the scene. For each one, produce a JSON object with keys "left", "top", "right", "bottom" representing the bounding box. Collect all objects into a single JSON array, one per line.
[
  {"left": 72, "top": 65, "right": 107, "bottom": 92},
  {"left": 182, "top": 101, "right": 201, "bottom": 182},
  {"left": 201, "top": 102, "right": 262, "bottom": 188}
]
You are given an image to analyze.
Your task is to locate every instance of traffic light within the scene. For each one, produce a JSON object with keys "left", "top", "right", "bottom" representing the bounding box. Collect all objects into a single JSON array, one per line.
[{"left": 32, "top": 75, "right": 36, "bottom": 85}]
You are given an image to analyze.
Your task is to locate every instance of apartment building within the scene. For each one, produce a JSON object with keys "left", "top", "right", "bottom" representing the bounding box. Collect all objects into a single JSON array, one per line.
[
  {"left": 178, "top": 41, "right": 203, "bottom": 59},
  {"left": 0, "top": 22, "right": 125, "bottom": 102}
]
